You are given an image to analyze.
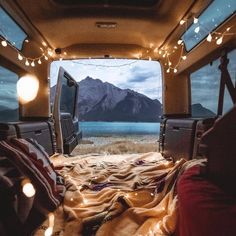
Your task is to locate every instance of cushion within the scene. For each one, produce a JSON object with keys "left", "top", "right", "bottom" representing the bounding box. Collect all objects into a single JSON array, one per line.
[
  {"left": 175, "top": 165, "right": 236, "bottom": 236},
  {"left": 201, "top": 105, "right": 236, "bottom": 195},
  {"left": 0, "top": 138, "right": 65, "bottom": 213}
]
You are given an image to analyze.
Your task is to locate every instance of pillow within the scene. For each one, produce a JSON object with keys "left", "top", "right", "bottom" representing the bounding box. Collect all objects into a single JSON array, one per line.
[
  {"left": 200, "top": 105, "right": 236, "bottom": 195},
  {"left": 0, "top": 138, "right": 65, "bottom": 213},
  {"left": 175, "top": 165, "right": 236, "bottom": 236}
]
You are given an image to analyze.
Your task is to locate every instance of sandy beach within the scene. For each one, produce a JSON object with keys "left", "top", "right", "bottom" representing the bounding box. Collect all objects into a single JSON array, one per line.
[{"left": 71, "top": 135, "right": 159, "bottom": 156}]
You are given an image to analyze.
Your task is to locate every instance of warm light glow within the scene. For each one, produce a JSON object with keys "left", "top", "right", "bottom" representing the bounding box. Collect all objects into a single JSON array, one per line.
[
  {"left": 150, "top": 193, "right": 154, "bottom": 196},
  {"left": 193, "top": 17, "right": 198, "bottom": 24},
  {"left": 207, "top": 33, "right": 212, "bottom": 42},
  {"left": 1, "top": 40, "right": 7, "bottom": 47},
  {"left": 168, "top": 62, "right": 172, "bottom": 66},
  {"left": 174, "top": 68, "right": 178, "bottom": 73},
  {"left": 38, "top": 59, "right": 42, "bottom": 64},
  {"left": 166, "top": 68, "right": 170, "bottom": 73},
  {"left": 31, "top": 61, "right": 35, "bottom": 67},
  {"left": 59, "top": 57, "right": 63, "bottom": 61},
  {"left": 182, "top": 55, "right": 187, "bottom": 60},
  {"left": 174, "top": 46, "right": 178, "bottom": 49},
  {"left": 17, "top": 75, "right": 39, "bottom": 103},
  {"left": 216, "top": 36, "right": 223, "bottom": 45},
  {"left": 25, "top": 60, "right": 30, "bottom": 66},
  {"left": 154, "top": 47, "right": 158, "bottom": 53},
  {"left": 180, "top": 20, "right": 185, "bottom": 25},
  {"left": 226, "top": 27, "right": 231, "bottom": 32},
  {"left": 148, "top": 57, "right": 152, "bottom": 61},
  {"left": 177, "top": 40, "right": 183, "bottom": 45},
  {"left": 44, "top": 227, "right": 53, "bottom": 236},
  {"left": 18, "top": 53, "right": 23, "bottom": 60},
  {"left": 149, "top": 43, "right": 154, "bottom": 48},
  {"left": 22, "top": 179, "right": 36, "bottom": 198},
  {"left": 194, "top": 26, "right": 200, "bottom": 33},
  {"left": 42, "top": 41, "right": 47, "bottom": 47},
  {"left": 158, "top": 51, "right": 162, "bottom": 55},
  {"left": 44, "top": 55, "right": 48, "bottom": 60}
]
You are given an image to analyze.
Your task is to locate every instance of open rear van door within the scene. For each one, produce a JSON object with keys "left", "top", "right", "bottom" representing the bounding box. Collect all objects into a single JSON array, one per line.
[{"left": 53, "top": 67, "right": 81, "bottom": 154}]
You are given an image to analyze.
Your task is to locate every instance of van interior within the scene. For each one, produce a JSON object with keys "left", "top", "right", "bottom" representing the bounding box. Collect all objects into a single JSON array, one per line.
[{"left": 0, "top": 0, "right": 236, "bottom": 235}]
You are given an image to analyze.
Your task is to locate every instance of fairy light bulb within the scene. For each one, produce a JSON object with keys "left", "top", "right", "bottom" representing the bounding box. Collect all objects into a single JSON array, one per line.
[
  {"left": 166, "top": 68, "right": 170, "bottom": 73},
  {"left": 44, "top": 227, "right": 53, "bottom": 236},
  {"left": 207, "top": 33, "right": 212, "bottom": 42},
  {"left": 38, "top": 59, "right": 42, "bottom": 64},
  {"left": 180, "top": 20, "right": 185, "bottom": 25},
  {"left": 18, "top": 53, "right": 23, "bottom": 60},
  {"left": 174, "top": 68, "right": 178, "bottom": 73},
  {"left": 194, "top": 26, "right": 200, "bottom": 33},
  {"left": 182, "top": 55, "right": 187, "bottom": 60},
  {"left": 1, "top": 40, "right": 7, "bottom": 47},
  {"left": 177, "top": 39, "right": 183, "bottom": 45},
  {"left": 44, "top": 55, "right": 48, "bottom": 60},
  {"left": 158, "top": 51, "right": 162, "bottom": 55},
  {"left": 216, "top": 36, "right": 223, "bottom": 45},
  {"left": 25, "top": 59, "right": 30, "bottom": 66},
  {"left": 193, "top": 17, "right": 198, "bottom": 24},
  {"left": 168, "top": 62, "right": 172, "bottom": 66},
  {"left": 226, "top": 27, "right": 230, "bottom": 32},
  {"left": 22, "top": 179, "right": 36, "bottom": 198},
  {"left": 31, "top": 61, "right": 35, "bottom": 67}
]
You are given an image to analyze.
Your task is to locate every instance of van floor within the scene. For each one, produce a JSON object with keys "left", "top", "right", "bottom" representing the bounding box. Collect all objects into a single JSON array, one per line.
[{"left": 71, "top": 135, "right": 159, "bottom": 156}]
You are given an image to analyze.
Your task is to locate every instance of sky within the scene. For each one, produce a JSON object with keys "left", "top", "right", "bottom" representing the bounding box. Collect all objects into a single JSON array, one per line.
[{"left": 50, "top": 59, "right": 163, "bottom": 101}]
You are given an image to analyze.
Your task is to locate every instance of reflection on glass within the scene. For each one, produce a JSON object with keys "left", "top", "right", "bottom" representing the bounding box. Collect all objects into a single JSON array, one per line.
[
  {"left": 182, "top": 0, "right": 236, "bottom": 51},
  {"left": 0, "top": 7, "right": 27, "bottom": 50},
  {"left": 0, "top": 66, "right": 19, "bottom": 121}
]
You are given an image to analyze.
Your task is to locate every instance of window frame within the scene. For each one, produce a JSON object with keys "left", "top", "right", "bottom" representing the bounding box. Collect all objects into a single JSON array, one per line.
[
  {"left": 181, "top": 1, "right": 236, "bottom": 52},
  {"left": 0, "top": 5, "right": 28, "bottom": 51}
]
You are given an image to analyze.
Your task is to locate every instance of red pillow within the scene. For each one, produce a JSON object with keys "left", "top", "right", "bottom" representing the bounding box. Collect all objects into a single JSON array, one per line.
[{"left": 175, "top": 165, "right": 236, "bottom": 236}]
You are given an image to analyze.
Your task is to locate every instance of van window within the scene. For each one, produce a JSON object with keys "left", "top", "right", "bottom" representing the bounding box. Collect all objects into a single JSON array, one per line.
[
  {"left": 0, "top": 66, "right": 19, "bottom": 122},
  {"left": 182, "top": 0, "right": 236, "bottom": 51},
  {"left": 191, "top": 49, "right": 236, "bottom": 117},
  {"left": 0, "top": 7, "right": 27, "bottom": 50}
]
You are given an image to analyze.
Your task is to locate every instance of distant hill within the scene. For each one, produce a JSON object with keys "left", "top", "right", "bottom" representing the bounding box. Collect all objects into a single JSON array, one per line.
[{"left": 191, "top": 103, "right": 215, "bottom": 117}]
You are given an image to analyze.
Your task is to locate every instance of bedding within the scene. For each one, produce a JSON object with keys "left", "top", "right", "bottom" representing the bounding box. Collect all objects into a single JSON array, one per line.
[{"left": 34, "top": 152, "right": 204, "bottom": 236}]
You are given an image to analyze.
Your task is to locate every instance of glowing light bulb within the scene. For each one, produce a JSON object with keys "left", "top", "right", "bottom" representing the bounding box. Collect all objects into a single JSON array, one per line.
[
  {"left": 25, "top": 60, "right": 30, "bottom": 66},
  {"left": 168, "top": 62, "right": 172, "bottom": 66},
  {"left": 174, "top": 46, "right": 178, "bottom": 49},
  {"left": 180, "top": 20, "right": 185, "bottom": 25},
  {"left": 18, "top": 53, "right": 23, "bottom": 60},
  {"left": 47, "top": 49, "right": 53, "bottom": 57},
  {"left": 44, "top": 227, "right": 53, "bottom": 236},
  {"left": 151, "top": 193, "right": 154, "bottom": 196},
  {"left": 166, "top": 68, "right": 170, "bottom": 73},
  {"left": 226, "top": 27, "right": 231, "bottom": 32},
  {"left": 42, "top": 41, "right": 47, "bottom": 47},
  {"left": 44, "top": 55, "right": 48, "bottom": 60},
  {"left": 162, "top": 53, "right": 166, "bottom": 58},
  {"left": 17, "top": 75, "right": 39, "bottom": 103},
  {"left": 38, "top": 59, "right": 42, "bottom": 64},
  {"left": 216, "top": 36, "right": 223, "bottom": 45},
  {"left": 182, "top": 55, "right": 187, "bottom": 60},
  {"left": 22, "top": 180, "right": 36, "bottom": 197},
  {"left": 174, "top": 68, "right": 178, "bottom": 73},
  {"left": 193, "top": 17, "right": 198, "bottom": 24},
  {"left": 207, "top": 33, "right": 212, "bottom": 42},
  {"left": 148, "top": 57, "right": 152, "bottom": 61},
  {"left": 59, "top": 57, "right": 63, "bottom": 61},
  {"left": 31, "top": 61, "right": 35, "bottom": 67},
  {"left": 194, "top": 26, "right": 200, "bottom": 33},
  {"left": 158, "top": 51, "right": 162, "bottom": 55},
  {"left": 177, "top": 39, "right": 183, "bottom": 45},
  {"left": 1, "top": 40, "right": 7, "bottom": 47}
]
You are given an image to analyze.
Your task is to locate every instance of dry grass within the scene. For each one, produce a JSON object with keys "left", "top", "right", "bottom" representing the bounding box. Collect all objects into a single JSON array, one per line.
[{"left": 72, "top": 139, "right": 158, "bottom": 155}]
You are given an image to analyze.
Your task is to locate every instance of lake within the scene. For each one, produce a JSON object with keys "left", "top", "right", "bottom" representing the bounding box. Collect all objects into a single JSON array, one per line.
[{"left": 79, "top": 122, "right": 160, "bottom": 137}]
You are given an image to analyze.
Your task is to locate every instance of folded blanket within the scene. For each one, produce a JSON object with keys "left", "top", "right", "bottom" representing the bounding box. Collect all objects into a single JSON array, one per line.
[{"left": 35, "top": 152, "right": 204, "bottom": 236}]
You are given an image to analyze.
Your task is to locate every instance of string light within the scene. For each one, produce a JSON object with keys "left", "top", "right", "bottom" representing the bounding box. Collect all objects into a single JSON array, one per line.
[
  {"left": 31, "top": 61, "right": 35, "bottom": 67},
  {"left": 193, "top": 17, "right": 198, "bottom": 24},
  {"left": 177, "top": 39, "right": 183, "bottom": 45},
  {"left": 182, "top": 55, "right": 187, "bottom": 60},
  {"left": 216, "top": 36, "right": 223, "bottom": 45},
  {"left": 174, "top": 68, "right": 178, "bottom": 73},
  {"left": 22, "top": 179, "right": 36, "bottom": 197},
  {"left": 38, "top": 59, "right": 42, "bottom": 64},
  {"left": 1, "top": 40, "right": 7, "bottom": 47},
  {"left": 207, "top": 33, "right": 212, "bottom": 42},
  {"left": 25, "top": 59, "right": 30, "bottom": 66},
  {"left": 18, "top": 53, "right": 23, "bottom": 60},
  {"left": 180, "top": 20, "right": 185, "bottom": 25}
]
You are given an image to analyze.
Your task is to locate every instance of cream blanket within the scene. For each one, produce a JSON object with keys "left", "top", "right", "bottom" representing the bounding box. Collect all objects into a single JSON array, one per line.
[{"left": 35, "top": 152, "right": 204, "bottom": 236}]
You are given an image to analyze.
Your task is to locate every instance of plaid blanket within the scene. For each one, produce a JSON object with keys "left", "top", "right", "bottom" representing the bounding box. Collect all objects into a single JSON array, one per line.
[{"left": 35, "top": 152, "right": 205, "bottom": 236}]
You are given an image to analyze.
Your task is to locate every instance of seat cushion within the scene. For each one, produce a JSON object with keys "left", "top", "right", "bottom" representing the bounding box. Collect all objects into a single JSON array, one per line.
[{"left": 175, "top": 165, "right": 236, "bottom": 236}]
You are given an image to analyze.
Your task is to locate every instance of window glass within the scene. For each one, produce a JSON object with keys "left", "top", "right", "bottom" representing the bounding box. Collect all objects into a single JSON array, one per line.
[
  {"left": 0, "top": 7, "right": 27, "bottom": 50},
  {"left": 191, "top": 49, "right": 236, "bottom": 117},
  {"left": 182, "top": 0, "right": 236, "bottom": 51},
  {"left": 60, "top": 75, "right": 76, "bottom": 117},
  {"left": 223, "top": 49, "right": 236, "bottom": 113},
  {"left": 0, "top": 66, "right": 19, "bottom": 121}
]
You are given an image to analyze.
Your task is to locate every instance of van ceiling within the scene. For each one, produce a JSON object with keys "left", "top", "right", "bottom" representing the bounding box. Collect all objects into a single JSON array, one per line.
[{"left": 13, "top": 0, "right": 194, "bottom": 57}]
